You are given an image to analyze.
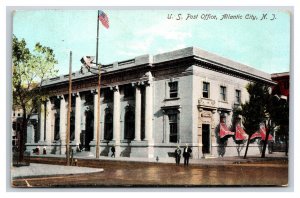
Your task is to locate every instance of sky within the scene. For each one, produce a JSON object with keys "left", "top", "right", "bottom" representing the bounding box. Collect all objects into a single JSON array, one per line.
[{"left": 12, "top": 9, "right": 290, "bottom": 75}]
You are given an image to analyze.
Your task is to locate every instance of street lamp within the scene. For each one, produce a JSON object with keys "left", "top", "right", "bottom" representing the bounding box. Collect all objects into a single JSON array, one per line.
[{"left": 81, "top": 57, "right": 106, "bottom": 159}]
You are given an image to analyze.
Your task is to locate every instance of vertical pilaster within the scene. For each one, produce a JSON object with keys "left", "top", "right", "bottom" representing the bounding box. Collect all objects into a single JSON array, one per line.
[
  {"left": 134, "top": 84, "right": 141, "bottom": 141},
  {"left": 74, "top": 92, "right": 81, "bottom": 145},
  {"left": 45, "top": 99, "right": 52, "bottom": 144},
  {"left": 59, "top": 95, "right": 66, "bottom": 154}
]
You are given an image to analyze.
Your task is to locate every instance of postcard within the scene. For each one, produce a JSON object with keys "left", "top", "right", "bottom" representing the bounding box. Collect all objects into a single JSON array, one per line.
[{"left": 10, "top": 8, "right": 290, "bottom": 188}]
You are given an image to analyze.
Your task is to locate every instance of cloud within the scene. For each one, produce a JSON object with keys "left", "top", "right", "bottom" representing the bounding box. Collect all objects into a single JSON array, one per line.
[{"left": 116, "top": 20, "right": 192, "bottom": 59}]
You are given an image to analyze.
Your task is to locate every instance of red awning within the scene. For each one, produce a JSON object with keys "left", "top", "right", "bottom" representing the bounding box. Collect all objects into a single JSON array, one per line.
[
  {"left": 260, "top": 125, "right": 274, "bottom": 141},
  {"left": 250, "top": 124, "right": 273, "bottom": 141},
  {"left": 250, "top": 131, "right": 261, "bottom": 140},
  {"left": 219, "top": 123, "right": 235, "bottom": 139},
  {"left": 235, "top": 124, "right": 248, "bottom": 141}
]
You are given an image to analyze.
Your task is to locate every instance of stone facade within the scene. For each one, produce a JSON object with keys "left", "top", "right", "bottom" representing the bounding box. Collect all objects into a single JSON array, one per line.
[{"left": 25, "top": 47, "right": 275, "bottom": 159}]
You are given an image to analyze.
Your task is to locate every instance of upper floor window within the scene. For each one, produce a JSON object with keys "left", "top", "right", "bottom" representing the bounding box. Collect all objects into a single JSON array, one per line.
[
  {"left": 123, "top": 84, "right": 134, "bottom": 98},
  {"left": 203, "top": 82, "right": 210, "bottom": 98},
  {"left": 103, "top": 89, "right": 113, "bottom": 101},
  {"left": 283, "top": 81, "right": 289, "bottom": 89},
  {"left": 169, "top": 81, "right": 178, "bottom": 98},
  {"left": 235, "top": 90, "right": 241, "bottom": 104},
  {"left": 220, "top": 86, "right": 227, "bottom": 101}
]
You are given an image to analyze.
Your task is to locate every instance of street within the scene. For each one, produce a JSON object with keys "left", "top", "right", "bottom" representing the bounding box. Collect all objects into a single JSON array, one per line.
[{"left": 11, "top": 157, "right": 288, "bottom": 187}]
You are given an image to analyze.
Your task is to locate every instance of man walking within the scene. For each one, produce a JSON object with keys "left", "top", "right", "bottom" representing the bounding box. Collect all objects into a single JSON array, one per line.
[
  {"left": 111, "top": 145, "right": 115, "bottom": 158},
  {"left": 175, "top": 146, "right": 181, "bottom": 165},
  {"left": 183, "top": 144, "right": 192, "bottom": 166}
]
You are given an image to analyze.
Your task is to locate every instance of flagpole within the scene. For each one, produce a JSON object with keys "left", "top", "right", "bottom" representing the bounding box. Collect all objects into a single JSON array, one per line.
[
  {"left": 95, "top": 10, "right": 101, "bottom": 159},
  {"left": 66, "top": 51, "right": 72, "bottom": 166}
]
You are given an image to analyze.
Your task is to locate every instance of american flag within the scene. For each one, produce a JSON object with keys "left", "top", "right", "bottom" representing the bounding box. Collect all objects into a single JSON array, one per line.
[{"left": 98, "top": 10, "right": 109, "bottom": 29}]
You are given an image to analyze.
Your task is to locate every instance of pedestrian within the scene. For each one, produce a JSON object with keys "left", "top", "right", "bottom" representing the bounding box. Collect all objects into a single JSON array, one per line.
[
  {"left": 175, "top": 146, "right": 181, "bottom": 165},
  {"left": 183, "top": 144, "right": 192, "bottom": 166},
  {"left": 111, "top": 145, "right": 115, "bottom": 158}
]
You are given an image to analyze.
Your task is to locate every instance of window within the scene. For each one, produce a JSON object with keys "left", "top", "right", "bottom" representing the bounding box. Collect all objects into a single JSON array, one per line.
[
  {"left": 124, "top": 110, "right": 135, "bottom": 140},
  {"left": 203, "top": 82, "right": 210, "bottom": 98},
  {"left": 169, "top": 114, "right": 178, "bottom": 143},
  {"left": 169, "top": 82, "right": 178, "bottom": 98},
  {"left": 220, "top": 116, "right": 226, "bottom": 123},
  {"left": 54, "top": 115, "right": 60, "bottom": 141},
  {"left": 104, "top": 112, "right": 113, "bottom": 140},
  {"left": 283, "top": 81, "right": 289, "bottom": 89},
  {"left": 123, "top": 84, "right": 134, "bottom": 98},
  {"left": 235, "top": 90, "right": 241, "bottom": 104},
  {"left": 103, "top": 89, "right": 113, "bottom": 101},
  {"left": 220, "top": 86, "right": 227, "bottom": 101}
]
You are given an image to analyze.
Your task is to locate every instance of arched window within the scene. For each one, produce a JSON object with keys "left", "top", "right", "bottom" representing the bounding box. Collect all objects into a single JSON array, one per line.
[
  {"left": 104, "top": 112, "right": 113, "bottom": 140},
  {"left": 124, "top": 110, "right": 135, "bottom": 140}
]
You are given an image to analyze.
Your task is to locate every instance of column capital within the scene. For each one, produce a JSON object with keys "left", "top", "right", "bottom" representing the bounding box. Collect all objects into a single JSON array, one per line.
[
  {"left": 72, "top": 92, "right": 81, "bottom": 97},
  {"left": 57, "top": 95, "right": 65, "bottom": 100},
  {"left": 141, "top": 80, "right": 153, "bottom": 87},
  {"left": 91, "top": 89, "right": 98, "bottom": 94},
  {"left": 110, "top": 85, "right": 119, "bottom": 92}
]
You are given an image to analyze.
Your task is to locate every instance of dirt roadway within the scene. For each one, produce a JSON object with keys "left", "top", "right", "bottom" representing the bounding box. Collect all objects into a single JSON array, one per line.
[{"left": 11, "top": 157, "right": 288, "bottom": 187}]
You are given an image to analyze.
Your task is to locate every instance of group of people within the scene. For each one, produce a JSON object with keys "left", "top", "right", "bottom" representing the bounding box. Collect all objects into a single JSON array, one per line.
[{"left": 175, "top": 144, "right": 192, "bottom": 166}]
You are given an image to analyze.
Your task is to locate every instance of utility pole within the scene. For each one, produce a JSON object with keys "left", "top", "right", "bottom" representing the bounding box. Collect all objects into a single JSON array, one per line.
[{"left": 66, "top": 51, "right": 72, "bottom": 165}]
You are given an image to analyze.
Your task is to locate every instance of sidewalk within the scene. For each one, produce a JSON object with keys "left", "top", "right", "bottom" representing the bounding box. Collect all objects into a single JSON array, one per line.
[
  {"left": 30, "top": 151, "right": 288, "bottom": 165},
  {"left": 11, "top": 163, "right": 104, "bottom": 179}
]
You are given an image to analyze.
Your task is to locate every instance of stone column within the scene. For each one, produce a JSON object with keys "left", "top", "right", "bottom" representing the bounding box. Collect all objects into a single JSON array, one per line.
[
  {"left": 93, "top": 90, "right": 98, "bottom": 141},
  {"left": 74, "top": 92, "right": 81, "bottom": 145},
  {"left": 59, "top": 95, "right": 66, "bottom": 154},
  {"left": 39, "top": 102, "right": 45, "bottom": 143},
  {"left": 144, "top": 73, "right": 153, "bottom": 143},
  {"left": 45, "top": 99, "right": 52, "bottom": 145},
  {"left": 134, "top": 84, "right": 141, "bottom": 141},
  {"left": 26, "top": 123, "right": 34, "bottom": 143},
  {"left": 144, "top": 72, "right": 154, "bottom": 158},
  {"left": 112, "top": 86, "right": 120, "bottom": 143}
]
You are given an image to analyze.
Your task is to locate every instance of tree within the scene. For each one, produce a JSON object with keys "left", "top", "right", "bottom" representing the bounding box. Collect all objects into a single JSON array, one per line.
[
  {"left": 261, "top": 93, "right": 289, "bottom": 157},
  {"left": 239, "top": 83, "right": 265, "bottom": 159},
  {"left": 12, "top": 35, "right": 58, "bottom": 162},
  {"left": 237, "top": 82, "right": 289, "bottom": 159}
]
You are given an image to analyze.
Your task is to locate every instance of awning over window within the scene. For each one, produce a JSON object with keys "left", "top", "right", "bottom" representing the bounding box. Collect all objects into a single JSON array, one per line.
[
  {"left": 250, "top": 132, "right": 261, "bottom": 140},
  {"left": 219, "top": 123, "right": 234, "bottom": 139},
  {"left": 235, "top": 124, "right": 248, "bottom": 141},
  {"left": 260, "top": 125, "right": 274, "bottom": 141},
  {"left": 250, "top": 124, "right": 273, "bottom": 141}
]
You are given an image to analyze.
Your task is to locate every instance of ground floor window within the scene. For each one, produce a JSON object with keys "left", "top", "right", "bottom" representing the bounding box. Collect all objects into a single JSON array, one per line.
[
  {"left": 124, "top": 110, "right": 135, "bottom": 140},
  {"left": 169, "top": 114, "right": 178, "bottom": 143},
  {"left": 104, "top": 112, "right": 113, "bottom": 140}
]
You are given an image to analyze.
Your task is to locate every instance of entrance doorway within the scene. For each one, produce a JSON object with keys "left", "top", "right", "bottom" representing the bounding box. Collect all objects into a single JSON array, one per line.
[
  {"left": 202, "top": 124, "right": 210, "bottom": 154},
  {"left": 82, "top": 110, "right": 94, "bottom": 151}
]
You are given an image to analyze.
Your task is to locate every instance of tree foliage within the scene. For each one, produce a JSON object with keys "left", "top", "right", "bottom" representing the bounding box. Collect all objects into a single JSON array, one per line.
[
  {"left": 12, "top": 35, "right": 58, "bottom": 161},
  {"left": 239, "top": 83, "right": 266, "bottom": 159},
  {"left": 237, "top": 82, "right": 289, "bottom": 158}
]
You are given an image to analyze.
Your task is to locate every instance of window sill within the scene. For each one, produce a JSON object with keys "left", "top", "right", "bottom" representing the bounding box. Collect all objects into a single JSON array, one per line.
[
  {"left": 164, "top": 97, "right": 180, "bottom": 101},
  {"left": 123, "top": 96, "right": 134, "bottom": 101},
  {"left": 218, "top": 100, "right": 228, "bottom": 104}
]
